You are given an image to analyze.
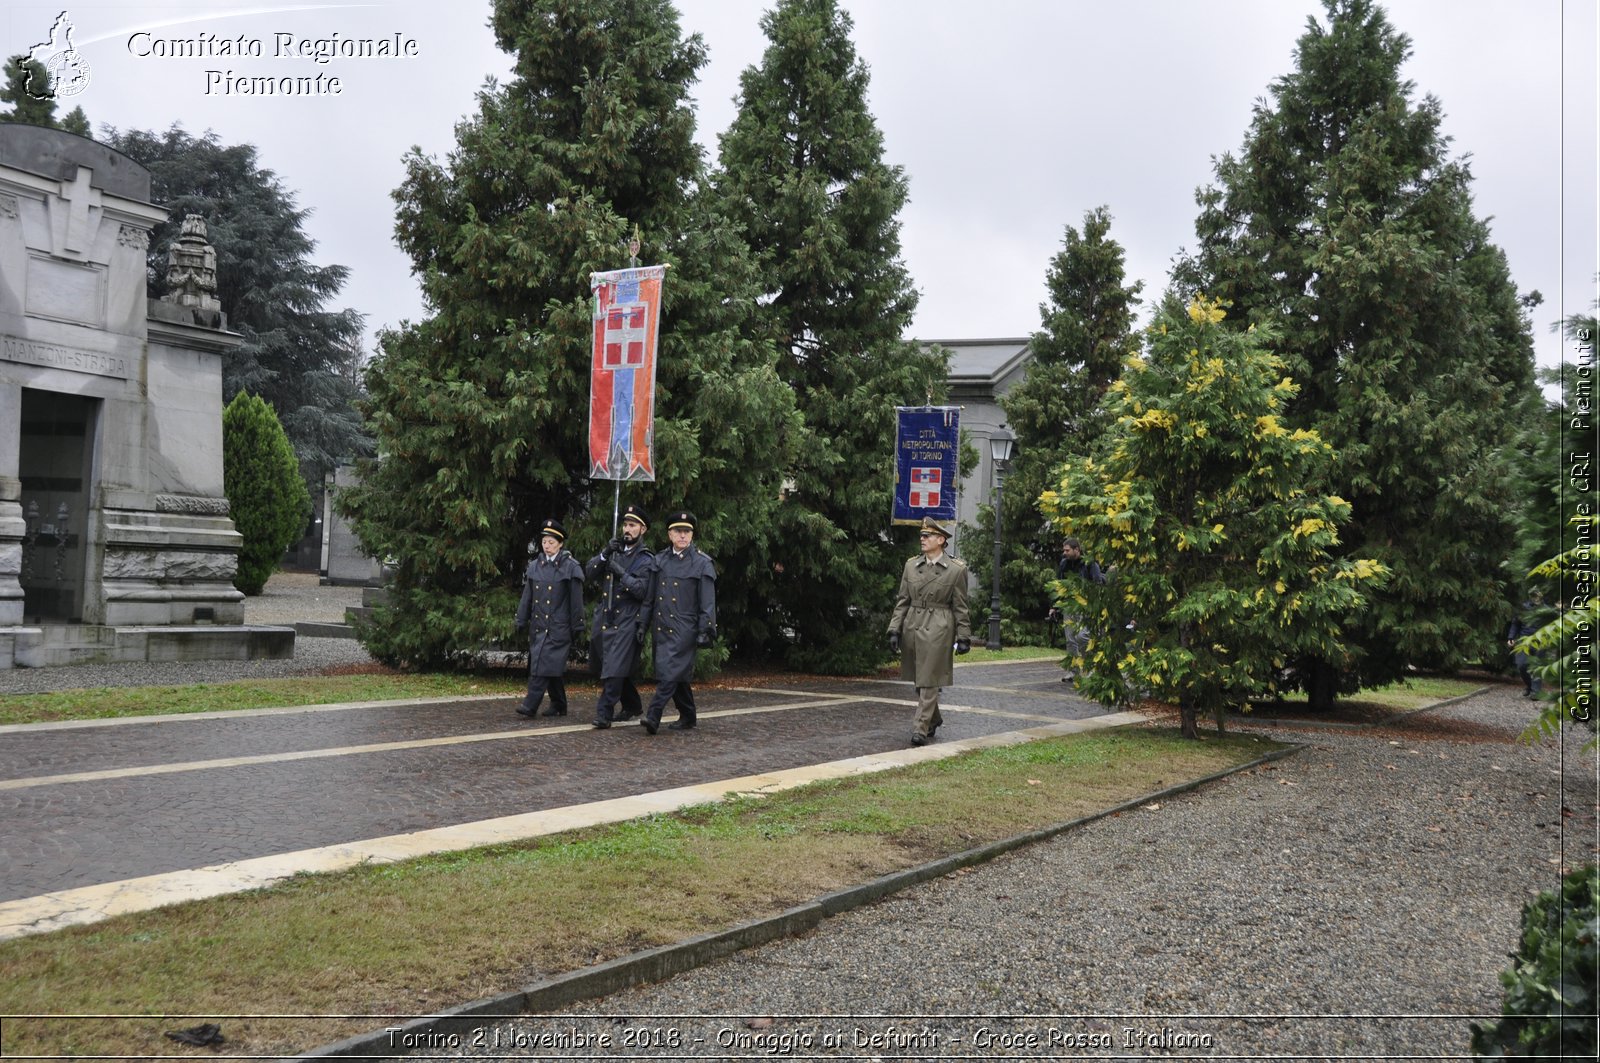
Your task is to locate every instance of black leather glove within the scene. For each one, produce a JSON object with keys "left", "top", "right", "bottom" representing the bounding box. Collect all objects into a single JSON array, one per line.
[
  {"left": 514, "top": 621, "right": 526, "bottom": 634},
  {"left": 889, "top": 632, "right": 901, "bottom": 654},
  {"left": 608, "top": 552, "right": 629, "bottom": 577},
  {"left": 955, "top": 637, "right": 971, "bottom": 655},
  {"left": 636, "top": 625, "right": 648, "bottom": 646},
  {"left": 695, "top": 630, "right": 712, "bottom": 648},
  {"left": 608, "top": 537, "right": 624, "bottom": 556}
]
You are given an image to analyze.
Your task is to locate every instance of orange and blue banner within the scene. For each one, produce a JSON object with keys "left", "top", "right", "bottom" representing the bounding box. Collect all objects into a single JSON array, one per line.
[
  {"left": 893, "top": 406, "right": 960, "bottom": 525},
  {"left": 588, "top": 265, "right": 665, "bottom": 481}
]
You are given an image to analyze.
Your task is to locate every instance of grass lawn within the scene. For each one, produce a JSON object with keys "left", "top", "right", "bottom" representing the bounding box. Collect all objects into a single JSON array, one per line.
[
  {"left": 1244, "top": 675, "right": 1484, "bottom": 720},
  {"left": 956, "top": 645, "right": 1063, "bottom": 664},
  {"left": 0, "top": 672, "right": 533, "bottom": 725},
  {"left": 0, "top": 726, "right": 1286, "bottom": 1059}
]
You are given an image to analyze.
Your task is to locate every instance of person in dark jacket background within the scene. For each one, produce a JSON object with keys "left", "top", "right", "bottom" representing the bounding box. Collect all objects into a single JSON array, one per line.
[
  {"left": 514, "top": 518, "right": 585, "bottom": 717},
  {"left": 1050, "top": 537, "right": 1105, "bottom": 683},
  {"left": 586, "top": 505, "right": 656, "bottom": 728},
  {"left": 640, "top": 511, "right": 717, "bottom": 734},
  {"left": 1507, "top": 589, "right": 1546, "bottom": 698}
]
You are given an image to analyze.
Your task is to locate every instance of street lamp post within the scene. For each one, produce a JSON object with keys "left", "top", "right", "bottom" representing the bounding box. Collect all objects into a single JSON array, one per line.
[{"left": 986, "top": 425, "right": 1016, "bottom": 651}]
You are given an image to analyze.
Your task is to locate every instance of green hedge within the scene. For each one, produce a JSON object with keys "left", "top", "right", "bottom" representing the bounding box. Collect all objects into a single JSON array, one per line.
[
  {"left": 223, "top": 392, "right": 310, "bottom": 596},
  {"left": 1472, "top": 864, "right": 1598, "bottom": 1058}
]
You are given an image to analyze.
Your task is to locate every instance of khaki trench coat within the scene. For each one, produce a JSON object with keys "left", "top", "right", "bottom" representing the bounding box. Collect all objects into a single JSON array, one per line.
[{"left": 888, "top": 553, "right": 971, "bottom": 688}]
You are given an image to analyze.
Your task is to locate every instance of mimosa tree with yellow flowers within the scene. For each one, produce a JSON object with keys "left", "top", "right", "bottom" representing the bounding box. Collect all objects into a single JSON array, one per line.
[{"left": 1040, "top": 295, "right": 1386, "bottom": 738}]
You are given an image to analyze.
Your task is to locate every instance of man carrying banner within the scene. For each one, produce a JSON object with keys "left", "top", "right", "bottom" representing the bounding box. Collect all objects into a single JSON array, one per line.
[
  {"left": 640, "top": 510, "right": 717, "bottom": 734},
  {"left": 586, "top": 505, "right": 656, "bottom": 728},
  {"left": 888, "top": 517, "right": 971, "bottom": 746},
  {"left": 514, "top": 518, "right": 585, "bottom": 718}
]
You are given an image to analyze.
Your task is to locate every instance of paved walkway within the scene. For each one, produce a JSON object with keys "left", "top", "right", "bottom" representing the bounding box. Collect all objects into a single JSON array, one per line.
[
  {"left": 0, "top": 659, "right": 1129, "bottom": 939},
  {"left": 397, "top": 685, "right": 1598, "bottom": 1061}
]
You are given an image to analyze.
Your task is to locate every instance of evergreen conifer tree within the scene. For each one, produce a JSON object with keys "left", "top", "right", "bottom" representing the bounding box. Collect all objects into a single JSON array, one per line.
[
  {"left": 1173, "top": 0, "right": 1540, "bottom": 706},
  {"left": 715, "top": 0, "right": 945, "bottom": 672},
  {"left": 1041, "top": 295, "right": 1386, "bottom": 738},
  {"left": 975, "top": 207, "right": 1141, "bottom": 628},
  {"left": 223, "top": 392, "right": 312, "bottom": 596},
  {"left": 0, "top": 57, "right": 89, "bottom": 133},
  {"left": 0, "top": 58, "right": 57, "bottom": 126},
  {"left": 58, "top": 106, "right": 89, "bottom": 136},
  {"left": 343, "top": 0, "right": 798, "bottom": 667}
]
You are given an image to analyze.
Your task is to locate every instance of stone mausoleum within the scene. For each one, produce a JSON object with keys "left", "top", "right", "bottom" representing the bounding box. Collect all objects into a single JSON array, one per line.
[{"left": 0, "top": 124, "right": 292, "bottom": 667}]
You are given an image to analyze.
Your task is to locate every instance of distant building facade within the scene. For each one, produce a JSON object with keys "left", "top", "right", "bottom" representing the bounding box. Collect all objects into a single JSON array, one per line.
[{"left": 928, "top": 337, "right": 1032, "bottom": 545}]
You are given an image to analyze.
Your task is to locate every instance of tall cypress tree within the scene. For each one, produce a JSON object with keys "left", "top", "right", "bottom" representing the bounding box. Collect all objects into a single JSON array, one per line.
[
  {"left": 977, "top": 206, "right": 1141, "bottom": 624},
  {"left": 343, "top": 0, "right": 798, "bottom": 667},
  {"left": 1173, "top": 0, "right": 1540, "bottom": 706},
  {"left": 715, "top": 0, "right": 946, "bottom": 672}
]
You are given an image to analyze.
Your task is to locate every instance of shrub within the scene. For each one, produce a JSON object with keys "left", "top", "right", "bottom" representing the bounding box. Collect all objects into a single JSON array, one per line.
[
  {"left": 1471, "top": 864, "right": 1598, "bottom": 1058},
  {"left": 223, "top": 392, "right": 310, "bottom": 596}
]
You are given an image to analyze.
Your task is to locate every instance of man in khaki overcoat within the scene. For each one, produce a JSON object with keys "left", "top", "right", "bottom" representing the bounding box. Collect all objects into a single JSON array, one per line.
[{"left": 888, "top": 517, "right": 971, "bottom": 746}]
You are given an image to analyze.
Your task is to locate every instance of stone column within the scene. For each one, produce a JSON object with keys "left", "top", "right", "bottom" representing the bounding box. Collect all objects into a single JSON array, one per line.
[{"left": 0, "top": 382, "right": 22, "bottom": 625}]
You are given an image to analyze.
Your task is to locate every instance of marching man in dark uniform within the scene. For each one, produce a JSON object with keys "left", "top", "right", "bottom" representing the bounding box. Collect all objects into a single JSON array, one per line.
[
  {"left": 513, "top": 518, "right": 585, "bottom": 717},
  {"left": 586, "top": 504, "right": 657, "bottom": 729},
  {"left": 888, "top": 517, "right": 971, "bottom": 746},
  {"left": 640, "top": 511, "right": 717, "bottom": 734}
]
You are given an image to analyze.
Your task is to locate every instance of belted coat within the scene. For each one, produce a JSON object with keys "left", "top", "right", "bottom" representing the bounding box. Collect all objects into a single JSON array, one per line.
[
  {"left": 586, "top": 544, "right": 657, "bottom": 679},
  {"left": 651, "top": 544, "right": 716, "bottom": 682},
  {"left": 888, "top": 553, "right": 972, "bottom": 688},
  {"left": 515, "top": 549, "right": 584, "bottom": 676}
]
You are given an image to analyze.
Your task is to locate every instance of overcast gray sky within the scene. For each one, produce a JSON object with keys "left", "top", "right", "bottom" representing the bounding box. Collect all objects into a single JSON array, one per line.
[{"left": 7, "top": 1, "right": 1595, "bottom": 377}]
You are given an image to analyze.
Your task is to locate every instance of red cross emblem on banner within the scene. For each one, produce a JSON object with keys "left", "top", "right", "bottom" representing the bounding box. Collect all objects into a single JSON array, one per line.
[
  {"left": 603, "top": 305, "right": 648, "bottom": 369},
  {"left": 909, "top": 466, "right": 942, "bottom": 508}
]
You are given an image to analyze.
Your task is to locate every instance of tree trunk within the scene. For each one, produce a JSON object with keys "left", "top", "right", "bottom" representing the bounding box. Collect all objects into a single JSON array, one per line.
[
  {"left": 1178, "top": 620, "right": 1200, "bottom": 738},
  {"left": 1307, "top": 658, "right": 1338, "bottom": 713}
]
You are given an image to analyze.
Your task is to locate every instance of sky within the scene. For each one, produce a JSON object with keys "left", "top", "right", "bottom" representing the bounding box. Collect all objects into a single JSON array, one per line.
[{"left": 5, "top": 0, "right": 1596, "bottom": 378}]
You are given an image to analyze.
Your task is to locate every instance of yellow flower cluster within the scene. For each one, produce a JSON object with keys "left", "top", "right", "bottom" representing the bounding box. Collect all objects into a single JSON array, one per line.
[
  {"left": 1343, "top": 558, "right": 1384, "bottom": 581},
  {"left": 1255, "top": 414, "right": 1288, "bottom": 437},
  {"left": 1293, "top": 517, "right": 1329, "bottom": 539},
  {"left": 1131, "top": 408, "right": 1178, "bottom": 431},
  {"left": 1187, "top": 294, "right": 1228, "bottom": 325}
]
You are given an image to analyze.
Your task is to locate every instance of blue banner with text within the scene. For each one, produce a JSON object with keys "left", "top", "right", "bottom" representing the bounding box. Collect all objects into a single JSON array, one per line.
[{"left": 893, "top": 406, "right": 960, "bottom": 525}]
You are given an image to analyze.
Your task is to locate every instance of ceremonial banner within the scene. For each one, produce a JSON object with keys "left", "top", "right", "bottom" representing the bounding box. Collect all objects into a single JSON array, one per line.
[
  {"left": 588, "top": 265, "right": 666, "bottom": 481},
  {"left": 893, "top": 406, "right": 960, "bottom": 525}
]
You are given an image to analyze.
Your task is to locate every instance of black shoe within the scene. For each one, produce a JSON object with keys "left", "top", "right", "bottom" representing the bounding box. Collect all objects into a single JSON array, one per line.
[
  {"left": 592, "top": 718, "right": 611, "bottom": 729},
  {"left": 640, "top": 718, "right": 658, "bottom": 735},
  {"left": 540, "top": 706, "right": 566, "bottom": 716},
  {"left": 667, "top": 719, "right": 696, "bottom": 730},
  {"left": 910, "top": 732, "right": 928, "bottom": 747},
  {"left": 617, "top": 708, "right": 642, "bottom": 721},
  {"left": 515, "top": 704, "right": 536, "bottom": 717}
]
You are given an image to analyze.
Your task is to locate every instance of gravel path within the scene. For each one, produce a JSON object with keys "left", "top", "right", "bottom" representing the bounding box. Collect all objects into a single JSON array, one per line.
[
  {"left": 405, "top": 685, "right": 1597, "bottom": 1060},
  {"left": 0, "top": 571, "right": 375, "bottom": 694}
]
